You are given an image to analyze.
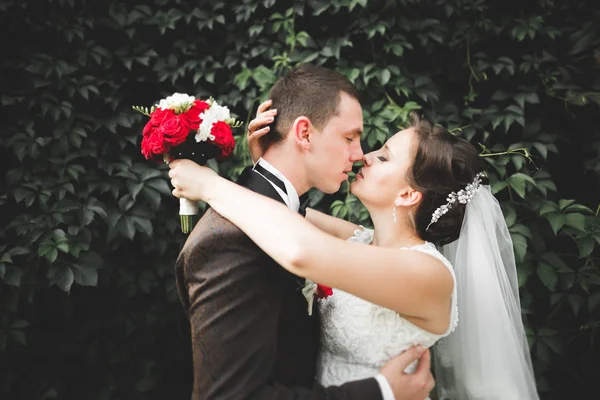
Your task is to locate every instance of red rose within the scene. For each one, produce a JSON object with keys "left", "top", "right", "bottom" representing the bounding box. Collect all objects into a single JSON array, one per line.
[
  {"left": 142, "top": 120, "right": 155, "bottom": 137},
  {"left": 210, "top": 120, "right": 235, "bottom": 158},
  {"left": 183, "top": 100, "right": 210, "bottom": 131},
  {"left": 141, "top": 129, "right": 170, "bottom": 160},
  {"left": 316, "top": 284, "right": 333, "bottom": 299},
  {"left": 158, "top": 114, "right": 190, "bottom": 146},
  {"left": 149, "top": 107, "right": 175, "bottom": 128}
]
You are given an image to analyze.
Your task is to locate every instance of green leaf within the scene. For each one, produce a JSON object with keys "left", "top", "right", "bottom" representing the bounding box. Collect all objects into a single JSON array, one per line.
[
  {"left": 542, "top": 335, "right": 562, "bottom": 354},
  {"left": 547, "top": 213, "right": 566, "bottom": 235},
  {"left": 565, "top": 213, "right": 586, "bottom": 231},
  {"left": 564, "top": 204, "right": 593, "bottom": 213},
  {"left": 11, "top": 320, "right": 30, "bottom": 329},
  {"left": 558, "top": 199, "right": 576, "bottom": 210},
  {"left": 510, "top": 223, "right": 533, "bottom": 239},
  {"left": 491, "top": 179, "right": 508, "bottom": 194},
  {"left": 4, "top": 266, "right": 23, "bottom": 287},
  {"left": 568, "top": 294, "right": 584, "bottom": 315},
  {"left": 56, "top": 241, "right": 69, "bottom": 253},
  {"left": 508, "top": 173, "right": 532, "bottom": 198},
  {"left": 578, "top": 237, "right": 595, "bottom": 258},
  {"left": 541, "top": 252, "right": 571, "bottom": 272},
  {"left": 539, "top": 202, "right": 558, "bottom": 216},
  {"left": 47, "top": 266, "right": 74, "bottom": 292},
  {"left": 532, "top": 143, "right": 548, "bottom": 159},
  {"left": 72, "top": 263, "right": 99, "bottom": 287},
  {"left": 146, "top": 178, "right": 171, "bottom": 196},
  {"left": 330, "top": 200, "right": 347, "bottom": 219},
  {"left": 380, "top": 69, "right": 391, "bottom": 85},
  {"left": 9, "top": 330, "right": 26, "bottom": 346},
  {"left": 517, "top": 262, "right": 533, "bottom": 287},
  {"left": 45, "top": 248, "right": 58, "bottom": 263},
  {"left": 589, "top": 293, "right": 600, "bottom": 313},
  {"left": 512, "top": 233, "right": 528, "bottom": 263},
  {"left": 537, "top": 263, "right": 557, "bottom": 291}
]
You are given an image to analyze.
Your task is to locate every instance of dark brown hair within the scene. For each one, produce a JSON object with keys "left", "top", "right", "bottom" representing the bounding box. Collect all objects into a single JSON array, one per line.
[
  {"left": 406, "top": 112, "right": 487, "bottom": 245},
  {"left": 262, "top": 64, "right": 361, "bottom": 148}
]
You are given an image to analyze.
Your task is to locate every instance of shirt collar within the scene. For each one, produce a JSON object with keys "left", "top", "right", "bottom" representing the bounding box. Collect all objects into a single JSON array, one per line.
[{"left": 256, "top": 158, "right": 300, "bottom": 212}]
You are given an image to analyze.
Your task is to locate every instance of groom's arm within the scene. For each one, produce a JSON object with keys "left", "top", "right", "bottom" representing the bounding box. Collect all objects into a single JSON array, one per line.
[
  {"left": 176, "top": 209, "right": 384, "bottom": 400},
  {"left": 305, "top": 208, "right": 359, "bottom": 239}
]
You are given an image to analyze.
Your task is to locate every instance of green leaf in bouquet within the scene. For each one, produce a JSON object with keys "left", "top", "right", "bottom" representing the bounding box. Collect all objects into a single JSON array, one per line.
[{"left": 132, "top": 105, "right": 156, "bottom": 117}]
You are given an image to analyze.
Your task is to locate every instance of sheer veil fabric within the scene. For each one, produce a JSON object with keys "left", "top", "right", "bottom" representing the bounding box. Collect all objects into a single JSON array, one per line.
[{"left": 434, "top": 186, "right": 539, "bottom": 399}]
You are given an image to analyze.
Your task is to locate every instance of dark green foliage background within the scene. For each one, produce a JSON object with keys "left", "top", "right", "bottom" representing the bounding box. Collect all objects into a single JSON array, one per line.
[{"left": 1, "top": 0, "right": 599, "bottom": 398}]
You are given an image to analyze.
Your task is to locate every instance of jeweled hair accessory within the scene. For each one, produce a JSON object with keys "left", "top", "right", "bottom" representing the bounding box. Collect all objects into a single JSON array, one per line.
[{"left": 426, "top": 172, "right": 486, "bottom": 230}]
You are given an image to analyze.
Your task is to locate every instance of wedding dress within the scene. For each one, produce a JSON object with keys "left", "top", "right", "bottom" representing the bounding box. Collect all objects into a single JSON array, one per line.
[{"left": 316, "top": 226, "right": 458, "bottom": 389}]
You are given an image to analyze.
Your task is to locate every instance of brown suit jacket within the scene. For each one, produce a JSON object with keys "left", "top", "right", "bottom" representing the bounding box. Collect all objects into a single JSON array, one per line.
[{"left": 175, "top": 167, "right": 383, "bottom": 399}]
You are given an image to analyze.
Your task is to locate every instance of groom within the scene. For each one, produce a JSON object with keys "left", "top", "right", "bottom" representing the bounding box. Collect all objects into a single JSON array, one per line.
[{"left": 175, "top": 64, "right": 434, "bottom": 399}]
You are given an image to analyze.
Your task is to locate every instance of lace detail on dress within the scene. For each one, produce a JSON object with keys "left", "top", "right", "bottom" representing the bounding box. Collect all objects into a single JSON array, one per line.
[{"left": 317, "top": 226, "right": 458, "bottom": 386}]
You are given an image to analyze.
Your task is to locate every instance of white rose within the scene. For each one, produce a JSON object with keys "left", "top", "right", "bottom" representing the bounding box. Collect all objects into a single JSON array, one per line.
[
  {"left": 195, "top": 119, "right": 216, "bottom": 142},
  {"left": 195, "top": 102, "right": 231, "bottom": 142},
  {"left": 158, "top": 93, "right": 195, "bottom": 112}
]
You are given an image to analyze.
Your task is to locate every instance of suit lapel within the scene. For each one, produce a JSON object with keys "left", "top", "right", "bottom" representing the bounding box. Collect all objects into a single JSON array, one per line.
[
  {"left": 237, "top": 166, "right": 287, "bottom": 205},
  {"left": 236, "top": 166, "right": 305, "bottom": 287}
]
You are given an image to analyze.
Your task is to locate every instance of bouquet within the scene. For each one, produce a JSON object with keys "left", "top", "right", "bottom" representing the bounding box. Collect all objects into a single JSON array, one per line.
[{"left": 133, "top": 93, "right": 242, "bottom": 233}]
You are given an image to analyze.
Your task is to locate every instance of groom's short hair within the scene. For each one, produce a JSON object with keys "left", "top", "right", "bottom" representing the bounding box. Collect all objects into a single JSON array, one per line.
[{"left": 264, "top": 64, "right": 361, "bottom": 147}]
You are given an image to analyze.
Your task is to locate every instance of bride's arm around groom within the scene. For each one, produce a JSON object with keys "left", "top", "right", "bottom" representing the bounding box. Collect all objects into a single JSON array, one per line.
[{"left": 175, "top": 200, "right": 432, "bottom": 399}]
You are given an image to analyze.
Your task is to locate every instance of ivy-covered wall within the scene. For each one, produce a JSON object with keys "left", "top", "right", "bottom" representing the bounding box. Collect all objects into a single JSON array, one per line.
[{"left": 1, "top": 0, "right": 599, "bottom": 398}]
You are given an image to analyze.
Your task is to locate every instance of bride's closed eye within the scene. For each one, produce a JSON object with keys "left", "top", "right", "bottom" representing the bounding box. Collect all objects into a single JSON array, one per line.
[{"left": 377, "top": 156, "right": 387, "bottom": 162}]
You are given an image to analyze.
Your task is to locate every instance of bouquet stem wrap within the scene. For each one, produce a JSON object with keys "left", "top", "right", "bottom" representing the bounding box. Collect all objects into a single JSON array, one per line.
[
  {"left": 179, "top": 198, "right": 198, "bottom": 233},
  {"left": 163, "top": 154, "right": 197, "bottom": 233}
]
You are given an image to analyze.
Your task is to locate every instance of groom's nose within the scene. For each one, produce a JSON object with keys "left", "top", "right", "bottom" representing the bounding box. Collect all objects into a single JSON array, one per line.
[{"left": 349, "top": 141, "right": 363, "bottom": 162}]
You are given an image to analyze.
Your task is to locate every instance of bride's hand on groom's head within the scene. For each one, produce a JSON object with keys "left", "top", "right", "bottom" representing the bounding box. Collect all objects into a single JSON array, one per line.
[
  {"left": 247, "top": 99, "right": 277, "bottom": 163},
  {"left": 168, "top": 159, "right": 216, "bottom": 201}
]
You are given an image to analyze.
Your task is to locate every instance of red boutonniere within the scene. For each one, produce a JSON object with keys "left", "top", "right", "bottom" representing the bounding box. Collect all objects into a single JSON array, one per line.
[
  {"left": 302, "top": 279, "right": 333, "bottom": 316},
  {"left": 316, "top": 284, "right": 333, "bottom": 299}
]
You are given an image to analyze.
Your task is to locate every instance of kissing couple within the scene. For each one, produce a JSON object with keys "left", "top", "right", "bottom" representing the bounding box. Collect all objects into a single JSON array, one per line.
[{"left": 168, "top": 64, "right": 540, "bottom": 400}]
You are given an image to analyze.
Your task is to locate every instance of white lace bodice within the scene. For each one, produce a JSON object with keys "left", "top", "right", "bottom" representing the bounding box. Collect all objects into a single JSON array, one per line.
[{"left": 317, "top": 226, "right": 458, "bottom": 386}]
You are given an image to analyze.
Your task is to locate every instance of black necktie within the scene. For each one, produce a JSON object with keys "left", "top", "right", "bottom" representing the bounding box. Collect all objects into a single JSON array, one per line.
[{"left": 298, "top": 193, "right": 310, "bottom": 217}]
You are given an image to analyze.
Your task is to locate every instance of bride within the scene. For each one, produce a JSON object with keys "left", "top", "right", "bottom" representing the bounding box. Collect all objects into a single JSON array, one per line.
[{"left": 168, "top": 109, "right": 539, "bottom": 399}]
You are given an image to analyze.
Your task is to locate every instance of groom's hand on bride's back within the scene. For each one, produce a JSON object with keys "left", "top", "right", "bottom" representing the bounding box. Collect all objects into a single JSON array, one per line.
[{"left": 380, "top": 345, "right": 434, "bottom": 400}]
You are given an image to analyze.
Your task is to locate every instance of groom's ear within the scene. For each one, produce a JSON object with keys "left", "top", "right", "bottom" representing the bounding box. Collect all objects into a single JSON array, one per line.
[{"left": 292, "top": 116, "right": 312, "bottom": 150}]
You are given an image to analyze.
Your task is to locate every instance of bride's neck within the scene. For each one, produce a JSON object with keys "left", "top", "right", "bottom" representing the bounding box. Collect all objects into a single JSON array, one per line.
[{"left": 369, "top": 209, "right": 424, "bottom": 248}]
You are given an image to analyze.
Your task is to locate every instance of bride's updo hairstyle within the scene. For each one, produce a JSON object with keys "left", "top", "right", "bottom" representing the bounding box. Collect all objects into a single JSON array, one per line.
[{"left": 406, "top": 112, "right": 487, "bottom": 246}]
